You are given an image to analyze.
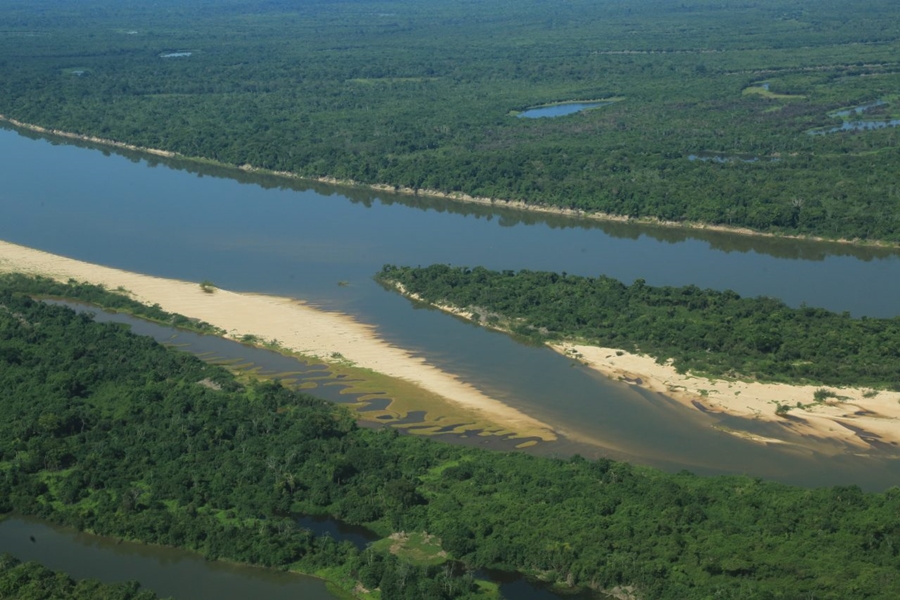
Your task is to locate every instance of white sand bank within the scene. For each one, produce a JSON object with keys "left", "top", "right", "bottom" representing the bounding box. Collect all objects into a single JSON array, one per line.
[
  {"left": 554, "top": 343, "right": 900, "bottom": 451},
  {"left": 0, "top": 240, "right": 556, "bottom": 441}
]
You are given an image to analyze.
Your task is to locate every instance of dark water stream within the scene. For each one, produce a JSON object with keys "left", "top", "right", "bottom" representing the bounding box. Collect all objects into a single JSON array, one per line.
[
  {"left": 3, "top": 125, "right": 900, "bottom": 491},
  {"left": 0, "top": 515, "right": 606, "bottom": 600},
  {"left": 0, "top": 516, "right": 335, "bottom": 599}
]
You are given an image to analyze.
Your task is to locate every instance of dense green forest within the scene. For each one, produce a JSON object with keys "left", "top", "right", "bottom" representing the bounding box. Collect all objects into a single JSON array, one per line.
[
  {"left": 0, "top": 553, "right": 160, "bottom": 600},
  {"left": 3, "top": 277, "right": 900, "bottom": 599},
  {"left": 3, "top": 0, "right": 900, "bottom": 241},
  {"left": 377, "top": 264, "right": 900, "bottom": 389},
  {"left": 0, "top": 273, "right": 222, "bottom": 335}
]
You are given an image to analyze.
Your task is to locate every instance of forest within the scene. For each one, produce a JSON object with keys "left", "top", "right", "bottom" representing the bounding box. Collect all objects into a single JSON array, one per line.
[
  {"left": 0, "top": 553, "right": 160, "bottom": 600},
  {"left": 3, "top": 277, "right": 900, "bottom": 598},
  {"left": 377, "top": 264, "right": 900, "bottom": 389},
  {"left": 2, "top": 0, "right": 900, "bottom": 241},
  {"left": 0, "top": 273, "right": 223, "bottom": 335}
]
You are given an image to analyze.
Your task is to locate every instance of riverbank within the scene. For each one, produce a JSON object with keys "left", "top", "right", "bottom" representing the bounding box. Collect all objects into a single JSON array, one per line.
[
  {"left": 0, "top": 240, "right": 556, "bottom": 442},
  {"left": 553, "top": 343, "right": 900, "bottom": 452},
  {"left": 0, "top": 514, "right": 348, "bottom": 600},
  {"left": 390, "top": 284, "right": 900, "bottom": 452},
  {"left": 2, "top": 114, "right": 896, "bottom": 250}
]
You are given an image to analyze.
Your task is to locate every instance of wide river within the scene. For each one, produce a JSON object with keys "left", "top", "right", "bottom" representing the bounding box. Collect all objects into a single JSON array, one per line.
[{"left": 3, "top": 125, "right": 900, "bottom": 491}]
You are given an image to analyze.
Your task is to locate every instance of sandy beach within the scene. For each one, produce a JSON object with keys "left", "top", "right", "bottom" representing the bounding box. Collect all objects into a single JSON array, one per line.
[
  {"left": 387, "top": 283, "right": 900, "bottom": 452},
  {"left": 552, "top": 343, "right": 900, "bottom": 451},
  {"left": 0, "top": 240, "right": 556, "bottom": 442}
]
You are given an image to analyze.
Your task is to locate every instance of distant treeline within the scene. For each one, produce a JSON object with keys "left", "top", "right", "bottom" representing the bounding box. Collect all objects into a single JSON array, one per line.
[
  {"left": 0, "top": 553, "right": 160, "bottom": 600},
  {"left": 377, "top": 264, "right": 900, "bottom": 388},
  {"left": 3, "top": 0, "right": 900, "bottom": 241},
  {"left": 3, "top": 275, "right": 900, "bottom": 598}
]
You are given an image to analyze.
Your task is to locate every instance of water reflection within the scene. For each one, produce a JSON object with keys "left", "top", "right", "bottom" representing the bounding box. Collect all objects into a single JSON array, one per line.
[
  {"left": 808, "top": 99, "right": 900, "bottom": 134},
  {"left": 0, "top": 517, "right": 336, "bottom": 600},
  {"left": 516, "top": 101, "right": 613, "bottom": 118},
  {"left": 6, "top": 124, "right": 900, "bottom": 489},
  {"left": 4, "top": 122, "right": 896, "bottom": 266}
]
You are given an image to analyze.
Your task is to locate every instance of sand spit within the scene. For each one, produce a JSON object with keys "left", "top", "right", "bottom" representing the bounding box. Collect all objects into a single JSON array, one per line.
[
  {"left": 387, "top": 283, "right": 900, "bottom": 452},
  {"left": 2, "top": 114, "right": 894, "bottom": 250},
  {"left": 554, "top": 343, "right": 900, "bottom": 452},
  {"left": 0, "top": 240, "right": 556, "bottom": 441}
]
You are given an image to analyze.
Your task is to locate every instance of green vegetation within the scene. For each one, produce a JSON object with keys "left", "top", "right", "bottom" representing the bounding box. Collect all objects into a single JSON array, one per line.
[
  {"left": 0, "top": 273, "right": 223, "bottom": 335},
  {"left": 0, "top": 554, "right": 161, "bottom": 600},
  {"left": 377, "top": 264, "right": 900, "bottom": 389},
  {"left": 4, "top": 274, "right": 900, "bottom": 598},
  {"left": 370, "top": 532, "right": 449, "bottom": 567},
  {"left": 3, "top": 0, "right": 900, "bottom": 242}
]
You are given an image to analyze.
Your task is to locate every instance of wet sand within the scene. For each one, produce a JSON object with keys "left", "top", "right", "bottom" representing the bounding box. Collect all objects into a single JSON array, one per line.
[
  {"left": 0, "top": 240, "right": 556, "bottom": 441},
  {"left": 554, "top": 343, "right": 900, "bottom": 451},
  {"left": 387, "top": 283, "right": 900, "bottom": 452}
]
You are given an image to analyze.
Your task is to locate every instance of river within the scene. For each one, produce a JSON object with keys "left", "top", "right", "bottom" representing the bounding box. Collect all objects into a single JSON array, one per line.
[
  {"left": 3, "top": 124, "right": 900, "bottom": 491},
  {"left": 0, "top": 516, "right": 335, "bottom": 599}
]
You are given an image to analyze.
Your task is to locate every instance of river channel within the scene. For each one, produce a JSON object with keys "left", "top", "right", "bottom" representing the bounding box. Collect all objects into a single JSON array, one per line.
[
  {"left": 0, "top": 516, "right": 335, "bottom": 599},
  {"left": 3, "top": 124, "right": 900, "bottom": 491}
]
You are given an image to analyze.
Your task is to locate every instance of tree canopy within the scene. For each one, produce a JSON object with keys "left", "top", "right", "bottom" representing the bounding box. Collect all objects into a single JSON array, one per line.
[
  {"left": 3, "top": 0, "right": 900, "bottom": 241},
  {"left": 2, "top": 276, "right": 900, "bottom": 598},
  {"left": 377, "top": 264, "right": 900, "bottom": 388}
]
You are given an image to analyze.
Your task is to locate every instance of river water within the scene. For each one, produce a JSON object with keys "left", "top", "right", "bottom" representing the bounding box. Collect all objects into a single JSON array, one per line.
[
  {"left": 0, "top": 517, "right": 335, "bottom": 599},
  {"left": 3, "top": 125, "right": 900, "bottom": 490}
]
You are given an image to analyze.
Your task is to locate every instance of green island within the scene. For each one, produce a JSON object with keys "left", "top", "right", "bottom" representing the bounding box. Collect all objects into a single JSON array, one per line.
[
  {"left": 3, "top": 0, "right": 900, "bottom": 242},
  {"left": 3, "top": 276, "right": 900, "bottom": 598},
  {"left": 5, "top": 1, "right": 900, "bottom": 598},
  {"left": 0, "top": 552, "right": 160, "bottom": 600},
  {"left": 376, "top": 264, "right": 900, "bottom": 389}
]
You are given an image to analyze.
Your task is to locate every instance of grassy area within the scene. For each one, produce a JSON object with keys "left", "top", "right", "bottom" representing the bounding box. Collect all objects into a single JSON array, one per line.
[
  {"left": 741, "top": 85, "right": 805, "bottom": 100},
  {"left": 370, "top": 532, "right": 449, "bottom": 567}
]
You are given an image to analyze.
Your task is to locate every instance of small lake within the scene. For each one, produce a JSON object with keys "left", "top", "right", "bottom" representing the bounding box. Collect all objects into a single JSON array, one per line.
[
  {"left": 517, "top": 101, "right": 611, "bottom": 118},
  {"left": 830, "top": 100, "right": 886, "bottom": 118},
  {"left": 295, "top": 515, "right": 379, "bottom": 552},
  {"left": 809, "top": 119, "right": 900, "bottom": 134},
  {"left": 0, "top": 516, "right": 336, "bottom": 600},
  {"left": 809, "top": 99, "right": 899, "bottom": 134}
]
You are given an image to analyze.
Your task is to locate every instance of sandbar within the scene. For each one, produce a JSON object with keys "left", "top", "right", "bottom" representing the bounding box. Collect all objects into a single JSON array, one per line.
[
  {"left": 552, "top": 343, "right": 900, "bottom": 451},
  {"left": 0, "top": 240, "right": 556, "bottom": 441},
  {"left": 389, "top": 283, "right": 900, "bottom": 452}
]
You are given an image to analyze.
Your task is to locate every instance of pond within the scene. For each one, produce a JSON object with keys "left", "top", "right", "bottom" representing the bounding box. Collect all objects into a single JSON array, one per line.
[
  {"left": 830, "top": 100, "right": 887, "bottom": 118},
  {"left": 516, "top": 101, "right": 613, "bottom": 118},
  {"left": 809, "top": 119, "right": 900, "bottom": 134},
  {"left": 809, "top": 99, "right": 900, "bottom": 134}
]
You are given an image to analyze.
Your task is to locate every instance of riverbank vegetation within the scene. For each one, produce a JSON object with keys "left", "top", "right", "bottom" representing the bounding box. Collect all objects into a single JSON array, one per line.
[
  {"left": 377, "top": 264, "right": 900, "bottom": 389},
  {"left": 3, "top": 0, "right": 900, "bottom": 242},
  {"left": 0, "top": 553, "right": 160, "bottom": 600},
  {"left": 3, "top": 277, "right": 900, "bottom": 598},
  {"left": 0, "top": 273, "right": 223, "bottom": 335}
]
